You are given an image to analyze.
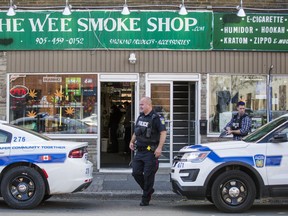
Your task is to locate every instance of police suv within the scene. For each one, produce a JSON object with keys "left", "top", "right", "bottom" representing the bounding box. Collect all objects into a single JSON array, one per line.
[
  {"left": 0, "top": 121, "right": 93, "bottom": 209},
  {"left": 171, "top": 114, "right": 288, "bottom": 213}
]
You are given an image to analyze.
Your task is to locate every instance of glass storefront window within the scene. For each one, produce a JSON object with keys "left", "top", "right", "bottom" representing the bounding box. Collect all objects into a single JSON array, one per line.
[
  {"left": 270, "top": 76, "right": 288, "bottom": 118},
  {"left": 9, "top": 74, "right": 98, "bottom": 134},
  {"left": 209, "top": 75, "right": 267, "bottom": 133}
]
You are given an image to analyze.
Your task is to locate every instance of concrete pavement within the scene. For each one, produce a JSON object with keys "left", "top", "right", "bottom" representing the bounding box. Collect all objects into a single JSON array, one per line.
[
  {"left": 74, "top": 168, "right": 179, "bottom": 199},
  {"left": 58, "top": 168, "right": 288, "bottom": 205}
]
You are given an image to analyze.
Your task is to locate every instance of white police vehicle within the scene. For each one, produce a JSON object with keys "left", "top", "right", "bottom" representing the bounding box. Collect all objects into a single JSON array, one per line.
[
  {"left": 171, "top": 114, "right": 288, "bottom": 213},
  {"left": 0, "top": 121, "right": 93, "bottom": 209}
]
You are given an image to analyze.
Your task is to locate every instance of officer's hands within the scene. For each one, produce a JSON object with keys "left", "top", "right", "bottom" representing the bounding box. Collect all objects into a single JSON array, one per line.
[
  {"left": 129, "top": 142, "right": 135, "bottom": 151},
  {"left": 154, "top": 147, "right": 162, "bottom": 158}
]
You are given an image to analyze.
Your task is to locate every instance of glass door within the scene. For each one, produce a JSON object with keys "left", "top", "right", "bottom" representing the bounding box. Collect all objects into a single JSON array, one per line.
[
  {"left": 149, "top": 82, "right": 173, "bottom": 166},
  {"left": 148, "top": 81, "right": 198, "bottom": 167}
]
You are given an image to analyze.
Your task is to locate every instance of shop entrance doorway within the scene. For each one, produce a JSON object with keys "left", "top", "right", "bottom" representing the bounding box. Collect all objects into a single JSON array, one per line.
[
  {"left": 100, "top": 82, "right": 135, "bottom": 169},
  {"left": 148, "top": 81, "right": 197, "bottom": 167},
  {"left": 146, "top": 73, "right": 200, "bottom": 167}
]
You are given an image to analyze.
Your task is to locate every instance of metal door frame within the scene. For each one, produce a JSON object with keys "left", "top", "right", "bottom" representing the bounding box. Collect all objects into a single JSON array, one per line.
[{"left": 146, "top": 73, "right": 201, "bottom": 166}]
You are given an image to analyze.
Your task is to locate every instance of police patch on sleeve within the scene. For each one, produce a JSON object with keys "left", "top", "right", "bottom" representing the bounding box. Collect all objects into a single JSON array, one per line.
[
  {"left": 254, "top": 154, "right": 265, "bottom": 168},
  {"left": 160, "top": 117, "right": 165, "bottom": 125}
]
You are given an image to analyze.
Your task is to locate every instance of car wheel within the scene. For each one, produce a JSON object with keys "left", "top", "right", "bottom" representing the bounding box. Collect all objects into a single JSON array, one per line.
[
  {"left": 211, "top": 170, "right": 256, "bottom": 213},
  {"left": 1, "top": 166, "right": 45, "bottom": 209}
]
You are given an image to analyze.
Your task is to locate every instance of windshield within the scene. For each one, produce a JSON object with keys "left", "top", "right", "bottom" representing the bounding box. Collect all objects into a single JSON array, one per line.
[
  {"left": 5, "top": 123, "right": 51, "bottom": 141},
  {"left": 243, "top": 116, "right": 288, "bottom": 142}
]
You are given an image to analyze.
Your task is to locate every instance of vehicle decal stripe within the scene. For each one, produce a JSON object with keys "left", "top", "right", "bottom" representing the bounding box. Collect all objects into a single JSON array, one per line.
[
  {"left": 207, "top": 151, "right": 255, "bottom": 165},
  {"left": 186, "top": 145, "right": 255, "bottom": 165},
  {"left": 186, "top": 145, "right": 211, "bottom": 151},
  {"left": 0, "top": 153, "right": 66, "bottom": 165},
  {"left": 186, "top": 145, "right": 282, "bottom": 167},
  {"left": 265, "top": 155, "right": 282, "bottom": 166}
]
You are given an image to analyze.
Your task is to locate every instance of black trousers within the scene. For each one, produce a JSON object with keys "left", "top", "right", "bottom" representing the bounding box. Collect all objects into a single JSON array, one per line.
[{"left": 132, "top": 150, "right": 159, "bottom": 201}]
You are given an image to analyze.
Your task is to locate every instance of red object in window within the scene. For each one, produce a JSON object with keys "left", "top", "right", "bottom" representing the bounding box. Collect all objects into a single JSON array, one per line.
[{"left": 10, "top": 85, "right": 29, "bottom": 98}]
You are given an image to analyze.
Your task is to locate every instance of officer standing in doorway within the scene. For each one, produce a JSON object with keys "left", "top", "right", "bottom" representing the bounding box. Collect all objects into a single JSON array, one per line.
[
  {"left": 129, "top": 96, "right": 167, "bottom": 206},
  {"left": 224, "top": 101, "right": 251, "bottom": 140}
]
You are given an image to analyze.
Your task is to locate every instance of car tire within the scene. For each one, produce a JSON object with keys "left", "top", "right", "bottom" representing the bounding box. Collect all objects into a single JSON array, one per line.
[
  {"left": 211, "top": 170, "right": 256, "bottom": 213},
  {"left": 1, "top": 166, "right": 46, "bottom": 209}
]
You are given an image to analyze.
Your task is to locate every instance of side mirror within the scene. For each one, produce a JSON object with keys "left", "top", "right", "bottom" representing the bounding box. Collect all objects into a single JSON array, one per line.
[{"left": 270, "top": 133, "right": 288, "bottom": 143}]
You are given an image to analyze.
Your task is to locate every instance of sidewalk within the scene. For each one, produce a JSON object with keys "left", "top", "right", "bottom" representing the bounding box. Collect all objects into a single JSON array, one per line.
[
  {"left": 73, "top": 168, "right": 178, "bottom": 199},
  {"left": 58, "top": 168, "right": 288, "bottom": 205}
]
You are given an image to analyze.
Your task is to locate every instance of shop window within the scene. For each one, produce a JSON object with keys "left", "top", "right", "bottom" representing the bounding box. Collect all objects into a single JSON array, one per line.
[
  {"left": 9, "top": 74, "right": 98, "bottom": 134},
  {"left": 270, "top": 76, "right": 288, "bottom": 118},
  {"left": 209, "top": 75, "right": 267, "bottom": 134}
]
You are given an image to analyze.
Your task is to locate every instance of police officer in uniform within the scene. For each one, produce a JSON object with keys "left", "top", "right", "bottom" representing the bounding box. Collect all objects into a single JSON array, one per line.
[
  {"left": 129, "top": 97, "right": 167, "bottom": 206},
  {"left": 224, "top": 101, "right": 251, "bottom": 140}
]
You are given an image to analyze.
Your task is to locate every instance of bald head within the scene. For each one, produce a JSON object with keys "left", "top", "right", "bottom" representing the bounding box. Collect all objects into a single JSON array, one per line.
[{"left": 139, "top": 97, "right": 153, "bottom": 115}]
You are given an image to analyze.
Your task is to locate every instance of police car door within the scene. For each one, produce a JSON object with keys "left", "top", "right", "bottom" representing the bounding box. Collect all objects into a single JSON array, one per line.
[
  {"left": 0, "top": 129, "right": 12, "bottom": 172},
  {"left": 265, "top": 123, "right": 288, "bottom": 187}
]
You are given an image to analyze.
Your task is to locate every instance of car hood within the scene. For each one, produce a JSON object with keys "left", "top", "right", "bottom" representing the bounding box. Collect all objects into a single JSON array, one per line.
[{"left": 180, "top": 140, "right": 249, "bottom": 152}]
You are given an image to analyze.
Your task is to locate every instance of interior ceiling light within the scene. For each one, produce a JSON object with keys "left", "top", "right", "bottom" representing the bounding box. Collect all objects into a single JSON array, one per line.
[
  {"left": 63, "top": 0, "right": 72, "bottom": 16},
  {"left": 237, "top": 0, "right": 246, "bottom": 17},
  {"left": 7, "top": 0, "right": 16, "bottom": 16},
  {"left": 179, "top": 0, "right": 188, "bottom": 15},
  {"left": 121, "top": 0, "right": 130, "bottom": 15}
]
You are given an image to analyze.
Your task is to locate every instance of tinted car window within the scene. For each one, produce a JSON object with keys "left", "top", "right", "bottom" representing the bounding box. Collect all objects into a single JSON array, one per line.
[
  {"left": 0, "top": 129, "right": 12, "bottom": 143},
  {"left": 243, "top": 116, "right": 288, "bottom": 142}
]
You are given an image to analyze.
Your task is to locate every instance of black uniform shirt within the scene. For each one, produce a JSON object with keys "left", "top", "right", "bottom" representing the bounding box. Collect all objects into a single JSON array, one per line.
[{"left": 134, "top": 110, "right": 166, "bottom": 147}]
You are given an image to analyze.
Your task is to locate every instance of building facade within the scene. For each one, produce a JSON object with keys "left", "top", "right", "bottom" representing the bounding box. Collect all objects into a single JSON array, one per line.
[{"left": 0, "top": 0, "right": 288, "bottom": 171}]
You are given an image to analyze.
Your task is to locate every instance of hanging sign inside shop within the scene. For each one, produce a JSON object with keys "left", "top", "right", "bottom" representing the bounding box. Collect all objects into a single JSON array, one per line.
[
  {"left": 9, "top": 85, "right": 29, "bottom": 98},
  {"left": 0, "top": 10, "right": 212, "bottom": 50},
  {"left": 43, "top": 77, "right": 62, "bottom": 82},
  {"left": 66, "top": 77, "right": 81, "bottom": 96},
  {"left": 213, "top": 13, "right": 288, "bottom": 51}
]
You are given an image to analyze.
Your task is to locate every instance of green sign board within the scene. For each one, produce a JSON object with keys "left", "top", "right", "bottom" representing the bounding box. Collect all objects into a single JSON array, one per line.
[
  {"left": 213, "top": 13, "right": 288, "bottom": 51},
  {"left": 0, "top": 10, "right": 213, "bottom": 50}
]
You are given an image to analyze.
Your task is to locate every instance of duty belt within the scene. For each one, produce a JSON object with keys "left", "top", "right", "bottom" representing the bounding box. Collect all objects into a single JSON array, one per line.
[{"left": 136, "top": 145, "right": 156, "bottom": 152}]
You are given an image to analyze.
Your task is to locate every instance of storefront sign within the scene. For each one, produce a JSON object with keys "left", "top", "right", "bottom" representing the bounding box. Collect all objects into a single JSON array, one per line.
[
  {"left": 43, "top": 77, "right": 62, "bottom": 82},
  {"left": 0, "top": 10, "right": 212, "bottom": 50},
  {"left": 213, "top": 13, "right": 288, "bottom": 51}
]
